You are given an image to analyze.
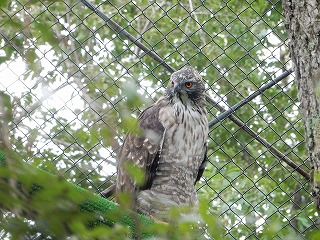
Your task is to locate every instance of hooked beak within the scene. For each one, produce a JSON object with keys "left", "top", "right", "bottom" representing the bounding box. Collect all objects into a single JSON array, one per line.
[{"left": 173, "top": 84, "right": 181, "bottom": 94}]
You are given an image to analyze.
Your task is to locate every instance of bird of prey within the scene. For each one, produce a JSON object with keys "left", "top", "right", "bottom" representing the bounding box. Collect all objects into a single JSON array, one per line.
[{"left": 102, "top": 66, "right": 208, "bottom": 220}]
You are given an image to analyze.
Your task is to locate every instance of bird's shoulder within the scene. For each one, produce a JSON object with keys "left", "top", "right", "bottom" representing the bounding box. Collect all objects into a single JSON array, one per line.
[{"left": 119, "top": 96, "right": 168, "bottom": 159}]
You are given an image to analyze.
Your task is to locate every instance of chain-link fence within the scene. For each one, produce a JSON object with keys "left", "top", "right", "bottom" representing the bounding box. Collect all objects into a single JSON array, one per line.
[{"left": 0, "top": 0, "right": 316, "bottom": 239}]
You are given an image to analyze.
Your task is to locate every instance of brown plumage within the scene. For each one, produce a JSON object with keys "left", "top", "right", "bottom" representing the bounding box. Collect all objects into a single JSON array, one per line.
[{"left": 102, "top": 66, "right": 208, "bottom": 219}]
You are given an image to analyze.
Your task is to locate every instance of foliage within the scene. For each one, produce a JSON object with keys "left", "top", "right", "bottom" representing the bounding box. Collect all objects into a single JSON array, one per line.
[
  {"left": 0, "top": 0, "right": 317, "bottom": 239},
  {"left": 1, "top": 151, "right": 223, "bottom": 239}
]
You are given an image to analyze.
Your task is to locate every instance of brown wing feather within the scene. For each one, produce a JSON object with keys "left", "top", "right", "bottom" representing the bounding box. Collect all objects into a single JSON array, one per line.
[{"left": 115, "top": 101, "right": 165, "bottom": 197}]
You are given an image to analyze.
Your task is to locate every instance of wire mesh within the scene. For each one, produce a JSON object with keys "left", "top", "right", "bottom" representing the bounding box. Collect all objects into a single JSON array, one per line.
[{"left": 0, "top": 0, "right": 316, "bottom": 239}]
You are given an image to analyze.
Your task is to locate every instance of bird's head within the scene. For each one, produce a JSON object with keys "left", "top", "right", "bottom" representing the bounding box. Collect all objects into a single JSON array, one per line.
[{"left": 166, "top": 66, "right": 205, "bottom": 104}]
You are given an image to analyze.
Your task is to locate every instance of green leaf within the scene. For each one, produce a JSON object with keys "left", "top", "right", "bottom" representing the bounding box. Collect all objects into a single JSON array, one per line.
[
  {"left": 0, "top": 0, "right": 9, "bottom": 9},
  {"left": 34, "top": 22, "right": 59, "bottom": 47},
  {"left": 124, "top": 162, "right": 146, "bottom": 186}
]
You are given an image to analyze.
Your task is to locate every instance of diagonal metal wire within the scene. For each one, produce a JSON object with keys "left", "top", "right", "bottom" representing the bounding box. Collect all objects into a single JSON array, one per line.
[
  {"left": 208, "top": 69, "right": 293, "bottom": 127},
  {"left": 80, "top": 0, "right": 175, "bottom": 73},
  {"left": 207, "top": 96, "right": 310, "bottom": 181}
]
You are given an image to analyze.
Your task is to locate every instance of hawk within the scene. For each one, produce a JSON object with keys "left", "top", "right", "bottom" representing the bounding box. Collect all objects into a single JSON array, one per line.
[{"left": 102, "top": 66, "right": 208, "bottom": 219}]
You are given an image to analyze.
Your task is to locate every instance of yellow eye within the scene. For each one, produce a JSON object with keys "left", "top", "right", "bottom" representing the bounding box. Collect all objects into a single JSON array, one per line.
[
  {"left": 185, "top": 82, "right": 193, "bottom": 88},
  {"left": 171, "top": 81, "right": 174, "bottom": 86}
]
